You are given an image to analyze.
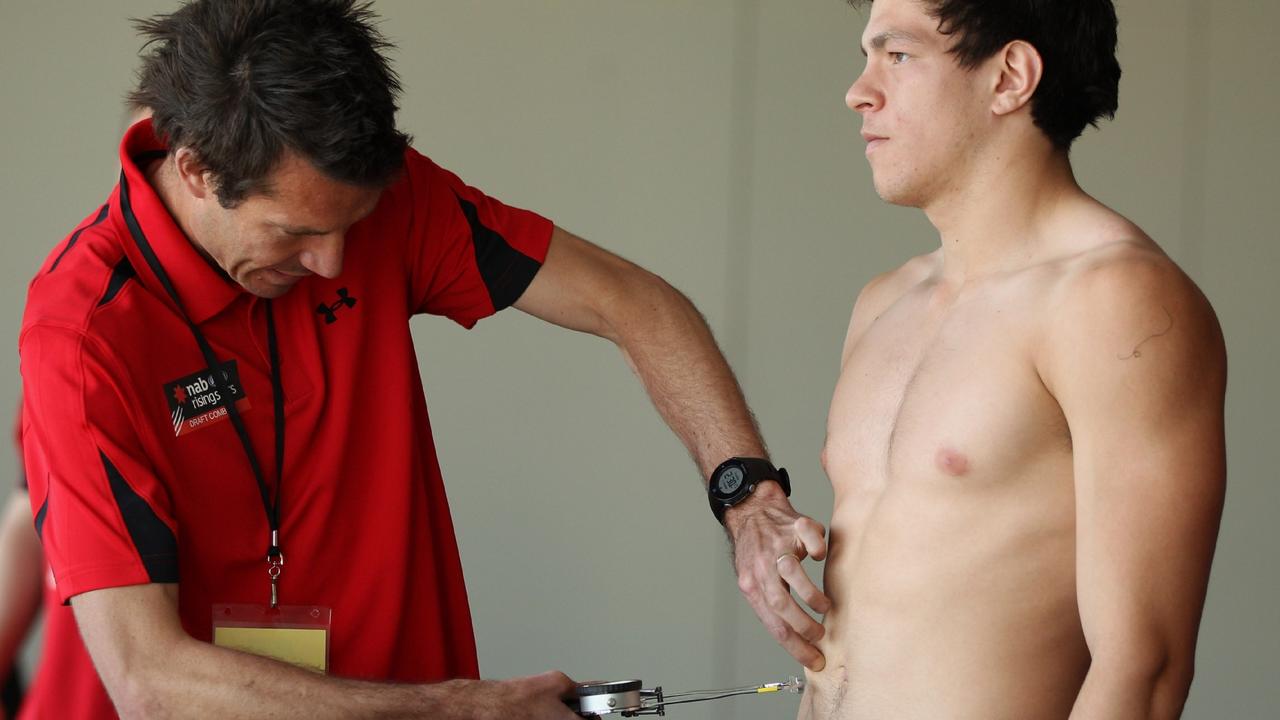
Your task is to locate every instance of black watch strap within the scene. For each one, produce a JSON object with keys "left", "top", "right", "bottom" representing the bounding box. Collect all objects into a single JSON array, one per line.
[{"left": 708, "top": 457, "right": 791, "bottom": 525}]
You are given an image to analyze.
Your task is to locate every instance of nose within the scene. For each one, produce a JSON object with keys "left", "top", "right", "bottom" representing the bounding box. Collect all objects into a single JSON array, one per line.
[
  {"left": 845, "top": 65, "right": 880, "bottom": 115},
  {"left": 299, "top": 234, "right": 345, "bottom": 279}
]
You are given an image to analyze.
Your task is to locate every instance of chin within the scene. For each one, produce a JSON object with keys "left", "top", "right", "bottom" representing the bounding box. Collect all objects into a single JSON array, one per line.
[
  {"left": 256, "top": 283, "right": 298, "bottom": 299},
  {"left": 240, "top": 278, "right": 293, "bottom": 299},
  {"left": 873, "top": 182, "right": 914, "bottom": 207},
  {"left": 241, "top": 269, "right": 302, "bottom": 299},
  {"left": 871, "top": 173, "right": 928, "bottom": 208}
]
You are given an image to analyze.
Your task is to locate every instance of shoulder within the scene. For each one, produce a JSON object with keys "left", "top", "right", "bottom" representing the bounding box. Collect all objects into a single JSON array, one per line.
[
  {"left": 1042, "top": 203, "right": 1204, "bottom": 321},
  {"left": 865, "top": 249, "right": 935, "bottom": 300},
  {"left": 370, "top": 146, "right": 466, "bottom": 237},
  {"left": 24, "top": 214, "right": 133, "bottom": 341},
  {"left": 1042, "top": 239, "right": 1225, "bottom": 397},
  {"left": 386, "top": 146, "right": 456, "bottom": 199},
  {"left": 839, "top": 251, "right": 937, "bottom": 364},
  {"left": 1051, "top": 240, "right": 1219, "bottom": 343}
]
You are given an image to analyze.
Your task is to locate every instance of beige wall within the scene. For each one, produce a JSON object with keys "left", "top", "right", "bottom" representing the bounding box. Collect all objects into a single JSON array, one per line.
[{"left": 1, "top": 2, "right": 1276, "bottom": 717}]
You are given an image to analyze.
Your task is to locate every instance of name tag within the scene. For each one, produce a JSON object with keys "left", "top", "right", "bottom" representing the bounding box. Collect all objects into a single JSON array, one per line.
[
  {"left": 165, "top": 361, "right": 250, "bottom": 437},
  {"left": 212, "top": 604, "right": 331, "bottom": 673}
]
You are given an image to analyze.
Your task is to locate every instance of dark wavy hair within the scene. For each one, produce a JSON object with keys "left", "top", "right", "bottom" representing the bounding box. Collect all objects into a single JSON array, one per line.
[
  {"left": 129, "top": 0, "right": 411, "bottom": 207},
  {"left": 848, "top": 0, "right": 1121, "bottom": 149}
]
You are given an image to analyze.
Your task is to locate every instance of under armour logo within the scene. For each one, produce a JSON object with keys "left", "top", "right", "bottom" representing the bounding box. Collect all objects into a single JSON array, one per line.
[{"left": 316, "top": 288, "right": 357, "bottom": 324}]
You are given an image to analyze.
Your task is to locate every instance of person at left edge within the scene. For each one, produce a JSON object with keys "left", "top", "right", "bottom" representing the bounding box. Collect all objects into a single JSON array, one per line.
[
  {"left": 0, "top": 408, "right": 115, "bottom": 720},
  {"left": 17, "top": 2, "right": 830, "bottom": 718}
]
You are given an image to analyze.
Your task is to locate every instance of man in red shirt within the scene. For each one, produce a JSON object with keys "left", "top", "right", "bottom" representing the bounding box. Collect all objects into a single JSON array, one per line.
[{"left": 20, "top": 1, "right": 830, "bottom": 717}]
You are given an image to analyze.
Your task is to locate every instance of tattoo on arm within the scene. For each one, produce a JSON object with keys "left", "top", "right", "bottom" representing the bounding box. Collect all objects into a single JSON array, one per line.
[{"left": 1118, "top": 307, "right": 1174, "bottom": 360}]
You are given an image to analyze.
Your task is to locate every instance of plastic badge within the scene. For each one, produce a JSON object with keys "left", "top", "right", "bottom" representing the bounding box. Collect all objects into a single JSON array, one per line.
[{"left": 212, "top": 604, "right": 332, "bottom": 673}]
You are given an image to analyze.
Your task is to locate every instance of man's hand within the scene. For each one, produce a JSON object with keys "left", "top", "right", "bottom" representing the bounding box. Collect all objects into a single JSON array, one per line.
[
  {"left": 724, "top": 482, "right": 831, "bottom": 670},
  {"left": 444, "top": 671, "right": 582, "bottom": 719}
]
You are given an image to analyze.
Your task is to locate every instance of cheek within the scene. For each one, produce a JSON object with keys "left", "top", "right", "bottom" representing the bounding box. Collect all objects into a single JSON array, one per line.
[
  {"left": 219, "top": 225, "right": 275, "bottom": 276},
  {"left": 250, "top": 234, "right": 305, "bottom": 271},
  {"left": 943, "top": 77, "right": 990, "bottom": 132},
  {"left": 227, "top": 224, "right": 258, "bottom": 261}
]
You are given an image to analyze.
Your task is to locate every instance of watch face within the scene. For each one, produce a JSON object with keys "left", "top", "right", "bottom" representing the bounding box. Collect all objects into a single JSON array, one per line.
[{"left": 717, "top": 466, "right": 746, "bottom": 495}]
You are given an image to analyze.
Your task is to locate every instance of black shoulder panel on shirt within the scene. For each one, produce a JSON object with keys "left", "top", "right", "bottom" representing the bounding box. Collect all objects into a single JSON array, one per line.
[
  {"left": 49, "top": 204, "right": 110, "bottom": 273},
  {"left": 100, "top": 451, "right": 179, "bottom": 583},
  {"left": 97, "top": 257, "right": 137, "bottom": 307},
  {"left": 454, "top": 193, "right": 542, "bottom": 311},
  {"left": 34, "top": 493, "right": 48, "bottom": 541}
]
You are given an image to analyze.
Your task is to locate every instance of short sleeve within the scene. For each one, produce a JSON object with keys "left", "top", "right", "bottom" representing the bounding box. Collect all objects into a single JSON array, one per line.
[
  {"left": 400, "top": 149, "right": 554, "bottom": 328},
  {"left": 13, "top": 402, "right": 25, "bottom": 491},
  {"left": 20, "top": 325, "right": 179, "bottom": 603}
]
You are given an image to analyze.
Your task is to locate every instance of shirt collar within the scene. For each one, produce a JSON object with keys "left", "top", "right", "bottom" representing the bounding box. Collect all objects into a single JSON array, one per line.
[{"left": 116, "top": 119, "right": 244, "bottom": 325}]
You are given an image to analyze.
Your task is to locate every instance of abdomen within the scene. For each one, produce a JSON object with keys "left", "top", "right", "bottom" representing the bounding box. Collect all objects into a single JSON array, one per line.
[{"left": 809, "top": 476, "right": 1088, "bottom": 720}]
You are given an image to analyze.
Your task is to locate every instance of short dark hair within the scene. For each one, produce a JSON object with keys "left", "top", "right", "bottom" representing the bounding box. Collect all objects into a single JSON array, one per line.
[
  {"left": 848, "top": 0, "right": 1121, "bottom": 149},
  {"left": 130, "top": 0, "right": 411, "bottom": 207}
]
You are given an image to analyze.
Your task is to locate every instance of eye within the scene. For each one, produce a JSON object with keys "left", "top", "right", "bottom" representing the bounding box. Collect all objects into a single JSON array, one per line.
[{"left": 889, "top": 51, "right": 909, "bottom": 65}]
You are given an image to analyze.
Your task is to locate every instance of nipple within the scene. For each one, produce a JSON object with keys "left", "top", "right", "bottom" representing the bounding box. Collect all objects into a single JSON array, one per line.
[{"left": 935, "top": 447, "right": 970, "bottom": 477}]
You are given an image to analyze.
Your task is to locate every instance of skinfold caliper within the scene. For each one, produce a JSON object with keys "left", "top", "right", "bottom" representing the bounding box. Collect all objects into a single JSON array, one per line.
[{"left": 565, "top": 676, "right": 805, "bottom": 717}]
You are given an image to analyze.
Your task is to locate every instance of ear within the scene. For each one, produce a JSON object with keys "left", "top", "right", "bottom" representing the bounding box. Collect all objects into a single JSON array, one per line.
[
  {"left": 991, "top": 40, "right": 1043, "bottom": 116},
  {"left": 172, "top": 147, "right": 216, "bottom": 201}
]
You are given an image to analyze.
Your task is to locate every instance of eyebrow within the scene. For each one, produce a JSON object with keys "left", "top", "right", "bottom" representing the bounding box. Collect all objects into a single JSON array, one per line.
[
  {"left": 860, "top": 29, "right": 924, "bottom": 57},
  {"left": 272, "top": 223, "right": 329, "bottom": 236},
  {"left": 269, "top": 200, "right": 381, "bottom": 237}
]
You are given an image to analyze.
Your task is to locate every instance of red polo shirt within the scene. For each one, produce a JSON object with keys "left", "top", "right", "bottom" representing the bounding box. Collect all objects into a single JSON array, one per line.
[{"left": 20, "top": 120, "right": 552, "bottom": 711}]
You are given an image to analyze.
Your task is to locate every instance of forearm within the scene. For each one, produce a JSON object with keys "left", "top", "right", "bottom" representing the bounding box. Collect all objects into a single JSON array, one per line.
[
  {"left": 1069, "top": 656, "right": 1193, "bottom": 720},
  {"left": 0, "top": 494, "right": 43, "bottom": 678},
  {"left": 609, "top": 273, "right": 765, "bottom": 478},
  {"left": 575, "top": 256, "right": 829, "bottom": 671},
  {"left": 107, "top": 633, "right": 474, "bottom": 720}
]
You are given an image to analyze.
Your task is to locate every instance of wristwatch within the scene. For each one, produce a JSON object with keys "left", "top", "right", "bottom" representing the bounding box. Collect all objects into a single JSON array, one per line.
[{"left": 707, "top": 457, "right": 790, "bottom": 525}]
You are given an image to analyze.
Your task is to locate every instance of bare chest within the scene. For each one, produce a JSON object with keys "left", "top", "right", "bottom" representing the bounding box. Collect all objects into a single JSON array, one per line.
[{"left": 824, "top": 286, "right": 1069, "bottom": 496}]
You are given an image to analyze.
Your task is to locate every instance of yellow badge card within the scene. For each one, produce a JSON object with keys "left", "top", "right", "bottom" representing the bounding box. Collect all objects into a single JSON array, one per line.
[
  {"left": 214, "top": 626, "right": 327, "bottom": 673},
  {"left": 213, "top": 604, "right": 331, "bottom": 674}
]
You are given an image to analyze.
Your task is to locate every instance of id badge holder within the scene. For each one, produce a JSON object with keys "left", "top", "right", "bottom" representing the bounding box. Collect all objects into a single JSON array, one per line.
[{"left": 213, "top": 603, "right": 332, "bottom": 674}]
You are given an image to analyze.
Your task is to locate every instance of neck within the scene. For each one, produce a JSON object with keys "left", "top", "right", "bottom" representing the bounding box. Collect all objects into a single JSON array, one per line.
[
  {"left": 146, "top": 157, "right": 222, "bottom": 270},
  {"left": 923, "top": 138, "right": 1084, "bottom": 285}
]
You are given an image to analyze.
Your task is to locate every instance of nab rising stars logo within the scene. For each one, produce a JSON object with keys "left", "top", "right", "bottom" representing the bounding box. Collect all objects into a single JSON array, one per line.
[{"left": 163, "top": 361, "right": 249, "bottom": 437}]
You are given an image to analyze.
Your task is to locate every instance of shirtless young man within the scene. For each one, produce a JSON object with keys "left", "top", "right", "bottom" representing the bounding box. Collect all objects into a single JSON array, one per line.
[{"left": 799, "top": 1, "right": 1228, "bottom": 718}]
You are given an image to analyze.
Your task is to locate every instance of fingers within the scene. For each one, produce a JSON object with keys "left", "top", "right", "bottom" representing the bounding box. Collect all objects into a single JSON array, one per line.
[
  {"left": 741, "top": 556, "right": 828, "bottom": 671},
  {"left": 777, "top": 553, "right": 833, "bottom": 615},
  {"left": 795, "top": 516, "right": 828, "bottom": 561},
  {"left": 536, "top": 670, "right": 578, "bottom": 693},
  {"left": 764, "top": 576, "right": 826, "bottom": 644},
  {"left": 517, "top": 670, "right": 577, "bottom": 700},
  {"left": 744, "top": 591, "right": 828, "bottom": 671},
  {"left": 490, "top": 672, "right": 581, "bottom": 720},
  {"left": 778, "top": 625, "right": 827, "bottom": 672},
  {"left": 526, "top": 671, "right": 582, "bottom": 719},
  {"left": 728, "top": 506, "right": 832, "bottom": 673}
]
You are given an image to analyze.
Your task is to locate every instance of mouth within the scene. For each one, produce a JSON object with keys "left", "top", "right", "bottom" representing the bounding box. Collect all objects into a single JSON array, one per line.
[
  {"left": 861, "top": 132, "right": 888, "bottom": 155},
  {"left": 264, "top": 268, "right": 309, "bottom": 285}
]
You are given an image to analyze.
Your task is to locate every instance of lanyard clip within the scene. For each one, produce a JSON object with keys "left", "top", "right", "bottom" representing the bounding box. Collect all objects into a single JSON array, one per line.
[
  {"left": 267, "top": 531, "right": 284, "bottom": 608},
  {"left": 267, "top": 552, "right": 285, "bottom": 608}
]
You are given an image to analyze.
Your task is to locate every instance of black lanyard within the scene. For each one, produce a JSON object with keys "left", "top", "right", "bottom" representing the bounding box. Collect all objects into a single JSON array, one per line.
[{"left": 120, "top": 170, "right": 288, "bottom": 607}]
